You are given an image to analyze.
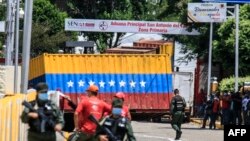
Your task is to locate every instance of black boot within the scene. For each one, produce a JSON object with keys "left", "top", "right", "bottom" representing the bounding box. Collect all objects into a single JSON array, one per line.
[
  {"left": 175, "top": 131, "right": 182, "bottom": 140},
  {"left": 201, "top": 120, "right": 206, "bottom": 128}
]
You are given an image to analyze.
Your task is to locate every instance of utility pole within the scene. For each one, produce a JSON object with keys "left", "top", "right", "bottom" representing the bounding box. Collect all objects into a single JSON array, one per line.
[
  {"left": 5, "top": 0, "right": 15, "bottom": 65},
  {"left": 14, "top": 0, "right": 20, "bottom": 93},
  {"left": 235, "top": 4, "right": 239, "bottom": 92},
  {"left": 207, "top": 22, "right": 213, "bottom": 99},
  {"left": 21, "top": 0, "right": 34, "bottom": 93}
]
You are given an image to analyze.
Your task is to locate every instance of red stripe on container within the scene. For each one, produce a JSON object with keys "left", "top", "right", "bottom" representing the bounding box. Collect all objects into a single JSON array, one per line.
[{"left": 60, "top": 93, "right": 174, "bottom": 111}]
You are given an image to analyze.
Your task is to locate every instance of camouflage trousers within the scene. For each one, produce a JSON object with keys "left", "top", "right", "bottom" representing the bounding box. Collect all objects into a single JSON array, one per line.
[
  {"left": 171, "top": 111, "right": 184, "bottom": 132},
  {"left": 68, "top": 131, "right": 97, "bottom": 141},
  {"left": 28, "top": 131, "right": 56, "bottom": 141}
]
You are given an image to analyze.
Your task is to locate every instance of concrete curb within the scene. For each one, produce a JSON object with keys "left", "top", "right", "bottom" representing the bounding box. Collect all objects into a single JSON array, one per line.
[{"left": 190, "top": 118, "right": 223, "bottom": 130}]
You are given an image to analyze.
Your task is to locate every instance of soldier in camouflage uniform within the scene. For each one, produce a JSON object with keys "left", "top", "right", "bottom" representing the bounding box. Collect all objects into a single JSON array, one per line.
[
  {"left": 21, "top": 82, "right": 64, "bottom": 141},
  {"left": 170, "top": 89, "right": 186, "bottom": 140}
]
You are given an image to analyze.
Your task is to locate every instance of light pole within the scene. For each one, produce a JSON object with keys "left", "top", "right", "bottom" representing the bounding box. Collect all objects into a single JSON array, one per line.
[
  {"left": 21, "top": 0, "right": 34, "bottom": 93},
  {"left": 235, "top": 4, "right": 239, "bottom": 92},
  {"left": 14, "top": 0, "right": 24, "bottom": 93},
  {"left": 207, "top": 22, "right": 213, "bottom": 99}
]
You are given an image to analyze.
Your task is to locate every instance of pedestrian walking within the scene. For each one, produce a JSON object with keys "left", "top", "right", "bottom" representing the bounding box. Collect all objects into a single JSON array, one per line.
[
  {"left": 221, "top": 91, "right": 231, "bottom": 125},
  {"left": 231, "top": 92, "right": 242, "bottom": 125},
  {"left": 201, "top": 99, "right": 213, "bottom": 129},
  {"left": 242, "top": 92, "right": 250, "bottom": 125},
  {"left": 210, "top": 94, "right": 220, "bottom": 129},
  {"left": 73, "top": 85, "right": 111, "bottom": 141},
  {"left": 170, "top": 89, "right": 186, "bottom": 140}
]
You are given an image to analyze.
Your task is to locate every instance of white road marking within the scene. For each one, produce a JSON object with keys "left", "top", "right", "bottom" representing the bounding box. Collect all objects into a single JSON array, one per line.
[
  {"left": 134, "top": 134, "right": 167, "bottom": 140},
  {"left": 135, "top": 134, "right": 185, "bottom": 141},
  {"left": 168, "top": 138, "right": 183, "bottom": 141}
]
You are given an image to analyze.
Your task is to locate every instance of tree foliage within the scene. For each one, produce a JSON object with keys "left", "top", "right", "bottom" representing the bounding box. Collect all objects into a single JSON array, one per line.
[
  {"left": 219, "top": 76, "right": 250, "bottom": 92},
  {"left": 0, "top": 4, "right": 6, "bottom": 57},
  {"left": 159, "top": 0, "right": 211, "bottom": 60},
  {"left": 66, "top": 0, "right": 135, "bottom": 52},
  {"left": 29, "top": 23, "right": 70, "bottom": 57},
  {"left": 28, "top": 0, "right": 74, "bottom": 57},
  {"left": 33, "top": 0, "right": 68, "bottom": 34},
  {"left": 213, "top": 4, "right": 250, "bottom": 76},
  {"left": 160, "top": 1, "right": 250, "bottom": 76}
]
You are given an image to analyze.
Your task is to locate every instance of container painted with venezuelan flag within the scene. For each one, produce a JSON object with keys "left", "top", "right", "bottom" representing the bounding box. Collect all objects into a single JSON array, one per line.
[{"left": 29, "top": 54, "right": 173, "bottom": 111}]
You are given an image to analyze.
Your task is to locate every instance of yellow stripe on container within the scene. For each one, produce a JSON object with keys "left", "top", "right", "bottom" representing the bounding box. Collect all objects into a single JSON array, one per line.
[
  {"left": 160, "top": 42, "right": 174, "bottom": 55},
  {"left": 29, "top": 54, "right": 172, "bottom": 80}
]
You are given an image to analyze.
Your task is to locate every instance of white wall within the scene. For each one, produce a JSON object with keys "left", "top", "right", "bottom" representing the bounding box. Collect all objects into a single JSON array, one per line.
[{"left": 0, "top": 66, "right": 21, "bottom": 97}]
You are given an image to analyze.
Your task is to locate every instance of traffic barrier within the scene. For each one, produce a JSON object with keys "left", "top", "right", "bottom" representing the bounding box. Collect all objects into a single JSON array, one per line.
[{"left": 0, "top": 92, "right": 36, "bottom": 141}]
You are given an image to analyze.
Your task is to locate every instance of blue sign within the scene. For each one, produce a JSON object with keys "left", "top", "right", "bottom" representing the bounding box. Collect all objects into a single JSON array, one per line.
[{"left": 202, "top": 0, "right": 250, "bottom": 3}]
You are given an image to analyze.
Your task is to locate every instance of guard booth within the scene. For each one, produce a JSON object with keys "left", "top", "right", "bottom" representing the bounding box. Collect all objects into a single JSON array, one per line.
[{"left": 63, "top": 41, "right": 95, "bottom": 54}]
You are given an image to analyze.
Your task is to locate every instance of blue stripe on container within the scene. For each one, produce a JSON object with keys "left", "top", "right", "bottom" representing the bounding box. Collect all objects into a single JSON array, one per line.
[{"left": 30, "top": 73, "right": 172, "bottom": 94}]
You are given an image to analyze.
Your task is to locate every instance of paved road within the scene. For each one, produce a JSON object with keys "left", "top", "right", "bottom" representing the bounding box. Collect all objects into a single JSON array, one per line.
[
  {"left": 132, "top": 121, "right": 223, "bottom": 141},
  {"left": 57, "top": 121, "right": 223, "bottom": 141}
]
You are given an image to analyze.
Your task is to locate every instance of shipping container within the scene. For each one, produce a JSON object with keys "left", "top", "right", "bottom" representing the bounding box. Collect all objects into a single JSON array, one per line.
[
  {"left": 173, "top": 72, "right": 194, "bottom": 120},
  {"left": 29, "top": 54, "right": 173, "bottom": 115},
  {"left": 105, "top": 47, "right": 157, "bottom": 54},
  {"left": 133, "top": 40, "right": 174, "bottom": 56}
]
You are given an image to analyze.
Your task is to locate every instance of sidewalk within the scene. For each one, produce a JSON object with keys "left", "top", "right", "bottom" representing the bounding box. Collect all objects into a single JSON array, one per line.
[{"left": 190, "top": 118, "right": 223, "bottom": 129}]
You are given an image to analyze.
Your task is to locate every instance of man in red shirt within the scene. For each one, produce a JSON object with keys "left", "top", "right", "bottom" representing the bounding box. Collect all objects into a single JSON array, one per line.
[
  {"left": 222, "top": 91, "right": 231, "bottom": 125},
  {"left": 74, "top": 85, "right": 111, "bottom": 141},
  {"left": 195, "top": 89, "right": 206, "bottom": 117},
  {"left": 209, "top": 94, "right": 220, "bottom": 129}
]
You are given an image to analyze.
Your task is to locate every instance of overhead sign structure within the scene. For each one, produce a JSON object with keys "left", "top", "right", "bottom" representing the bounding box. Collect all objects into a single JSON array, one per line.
[
  {"left": 0, "top": 21, "right": 5, "bottom": 32},
  {"left": 65, "top": 19, "right": 199, "bottom": 35},
  {"left": 188, "top": 3, "right": 227, "bottom": 23},
  {"left": 202, "top": 0, "right": 250, "bottom": 3}
]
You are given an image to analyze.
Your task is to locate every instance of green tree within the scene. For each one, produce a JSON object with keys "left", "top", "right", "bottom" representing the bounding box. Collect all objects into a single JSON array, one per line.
[
  {"left": 213, "top": 4, "right": 250, "bottom": 76},
  {"left": 66, "top": 0, "right": 134, "bottom": 52},
  {"left": 160, "top": 1, "right": 250, "bottom": 76},
  {"left": 0, "top": 4, "right": 6, "bottom": 57},
  {"left": 28, "top": 0, "right": 75, "bottom": 57},
  {"left": 158, "top": 0, "right": 212, "bottom": 60},
  {"left": 33, "top": 0, "right": 68, "bottom": 34},
  {"left": 29, "top": 22, "right": 70, "bottom": 57},
  {"left": 219, "top": 76, "right": 250, "bottom": 92}
]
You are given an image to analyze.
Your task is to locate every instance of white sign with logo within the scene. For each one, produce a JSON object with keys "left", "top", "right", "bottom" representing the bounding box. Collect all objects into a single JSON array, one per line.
[
  {"left": 0, "top": 21, "right": 5, "bottom": 32},
  {"left": 188, "top": 3, "right": 227, "bottom": 23},
  {"left": 65, "top": 19, "right": 199, "bottom": 35}
]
